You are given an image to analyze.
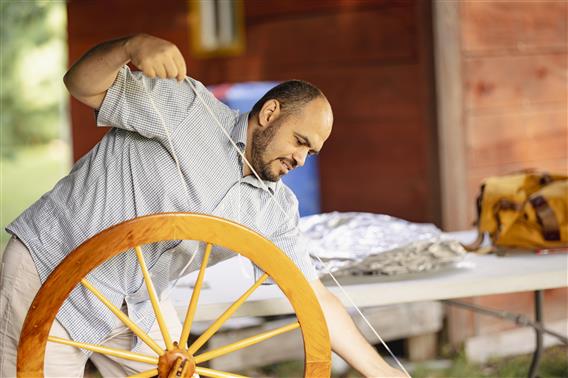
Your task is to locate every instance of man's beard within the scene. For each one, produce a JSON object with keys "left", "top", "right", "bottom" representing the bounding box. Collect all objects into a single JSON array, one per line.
[{"left": 250, "top": 120, "right": 282, "bottom": 182}]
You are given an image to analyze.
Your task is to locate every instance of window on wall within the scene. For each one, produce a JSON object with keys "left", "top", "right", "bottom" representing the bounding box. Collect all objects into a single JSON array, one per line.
[{"left": 189, "top": 0, "right": 245, "bottom": 57}]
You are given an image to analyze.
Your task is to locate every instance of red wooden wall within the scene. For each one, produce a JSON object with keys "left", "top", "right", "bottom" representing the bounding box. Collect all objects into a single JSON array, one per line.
[
  {"left": 446, "top": 1, "right": 568, "bottom": 348},
  {"left": 67, "top": 0, "right": 440, "bottom": 225},
  {"left": 461, "top": 1, "right": 568, "bottom": 223}
]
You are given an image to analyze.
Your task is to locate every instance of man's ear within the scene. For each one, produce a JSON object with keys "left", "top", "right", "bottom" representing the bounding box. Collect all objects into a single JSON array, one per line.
[{"left": 258, "top": 99, "right": 281, "bottom": 128}]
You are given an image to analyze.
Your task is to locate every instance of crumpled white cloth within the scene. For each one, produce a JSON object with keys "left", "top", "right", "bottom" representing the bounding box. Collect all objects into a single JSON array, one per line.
[{"left": 299, "top": 212, "right": 467, "bottom": 276}]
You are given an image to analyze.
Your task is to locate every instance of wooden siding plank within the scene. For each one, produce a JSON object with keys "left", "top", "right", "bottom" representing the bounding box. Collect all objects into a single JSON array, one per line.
[
  {"left": 468, "top": 134, "right": 567, "bottom": 171},
  {"left": 466, "top": 107, "right": 567, "bottom": 149},
  {"left": 464, "top": 53, "right": 568, "bottom": 111},
  {"left": 461, "top": 1, "right": 567, "bottom": 54}
]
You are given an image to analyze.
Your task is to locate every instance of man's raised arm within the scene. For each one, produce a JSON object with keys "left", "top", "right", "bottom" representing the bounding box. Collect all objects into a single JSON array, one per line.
[{"left": 63, "top": 34, "right": 187, "bottom": 110}]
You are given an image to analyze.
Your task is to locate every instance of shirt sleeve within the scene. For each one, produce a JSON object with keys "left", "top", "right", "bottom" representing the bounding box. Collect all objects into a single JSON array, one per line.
[
  {"left": 96, "top": 65, "right": 232, "bottom": 142},
  {"left": 254, "top": 187, "right": 318, "bottom": 283}
]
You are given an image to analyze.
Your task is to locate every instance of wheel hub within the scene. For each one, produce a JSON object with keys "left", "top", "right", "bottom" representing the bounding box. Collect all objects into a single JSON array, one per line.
[{"left": 158, "top": 343, "right": 195, "bottom": 378}]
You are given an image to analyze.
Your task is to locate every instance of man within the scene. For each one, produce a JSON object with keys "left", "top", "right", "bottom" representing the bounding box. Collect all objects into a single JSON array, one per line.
[{"left": 0, "top": 34, "right": 405, "bottom": 377}]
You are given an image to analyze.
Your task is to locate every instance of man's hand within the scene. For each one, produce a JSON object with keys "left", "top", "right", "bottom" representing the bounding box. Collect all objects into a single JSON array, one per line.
[{"left": 125, "top": 34, "right": 187, "bottom": 81}]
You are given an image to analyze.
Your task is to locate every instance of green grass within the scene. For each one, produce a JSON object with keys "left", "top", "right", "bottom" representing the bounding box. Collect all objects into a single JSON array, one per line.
[
  {"left": 0, "top": 142, "right": 70, "bottom": 247},
  {"left": 234, "top": 346, "right": 568, "bottom": 378},
  {"left": 411, "top": 346, "right": 567, "bottom": 378}
]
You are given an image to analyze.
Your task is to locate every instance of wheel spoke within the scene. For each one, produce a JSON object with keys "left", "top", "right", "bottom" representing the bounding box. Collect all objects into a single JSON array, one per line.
[
  {"left": 188, "top": 273, "right": 268, "bottom": 354},
  {"left": 128, "top": 368, "right": 158, "bottom": 378},
  {"left": 194, "top": 321, "right": 299, "bottom": 364},
  {"left": 135, "top": 245, "right": 174, "bottom": 350},
  {"left": 196, "top": 366, "right": 249, "bottom": 378},
  {"left": 81, "top": 278, "right": 164, "bottom": 355},
  {"left": 48, "top": 336, "right": 158, "bottom": 365},
  {"left": 179, "top": 243, "right": 212, "bottom": 347}
]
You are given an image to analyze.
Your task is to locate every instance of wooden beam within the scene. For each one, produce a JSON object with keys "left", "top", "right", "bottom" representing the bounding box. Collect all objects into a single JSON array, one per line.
[{"left": 433, "top": 0, "right": 469, "bottom": 231}]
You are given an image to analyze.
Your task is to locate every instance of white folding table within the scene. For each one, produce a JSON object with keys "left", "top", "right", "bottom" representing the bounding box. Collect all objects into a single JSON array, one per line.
[{"left": 170, "top": 230, "right": 567, "bottom": 377}]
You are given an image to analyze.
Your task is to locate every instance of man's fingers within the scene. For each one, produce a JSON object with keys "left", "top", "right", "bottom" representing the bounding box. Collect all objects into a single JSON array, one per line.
[
  {"left": 154, "top": 64, "right": 167, "bottom": 79},
  {"left": 163, "top": 59, "right": 178, "bottom": 80},
  {"left": 135, "top": 49, "right": 185, "bottom": 82},
  {"left": 172, "top": 52, "right": 187, "bottom": 81},
  {"left": 143, "top": 66, "right": 157, "bottom": 78},
  {"left": 127, "top": 35, "right": 188, "bottom": 81}
]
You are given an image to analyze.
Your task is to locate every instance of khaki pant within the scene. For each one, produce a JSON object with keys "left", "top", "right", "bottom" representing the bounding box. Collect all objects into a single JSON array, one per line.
[{"left": 0, "top": 236, "right": 182, "bottom": 377}]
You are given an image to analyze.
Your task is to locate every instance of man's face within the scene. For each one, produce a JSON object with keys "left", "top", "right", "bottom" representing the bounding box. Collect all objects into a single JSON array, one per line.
[{"left": 251, "top": 97, "right": 333, "bottom": 182}]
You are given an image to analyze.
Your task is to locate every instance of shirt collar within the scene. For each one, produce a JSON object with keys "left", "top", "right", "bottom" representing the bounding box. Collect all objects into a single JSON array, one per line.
[
  {"left": 232, "top": 112, "right": 277, "bottom": 194},
  {"left": 241, "top": 175, "right": 277, "bottom": 194},
  {"left": 231, "top": 112, "right": 249, "bottom": 150}
]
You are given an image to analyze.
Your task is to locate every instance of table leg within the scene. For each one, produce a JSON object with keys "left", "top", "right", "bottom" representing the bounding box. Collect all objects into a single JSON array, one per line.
[
  {"left": 406, "top": 332, "right": 438, "bottom": 362},
  {"left": 528, "top": 290, "right": 543, "bottom": 378}
]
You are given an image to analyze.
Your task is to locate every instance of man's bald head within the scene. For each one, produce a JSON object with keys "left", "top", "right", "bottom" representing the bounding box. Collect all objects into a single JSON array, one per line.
[{"left": 249, "top": 80, "right": 326, "bottom": 121}]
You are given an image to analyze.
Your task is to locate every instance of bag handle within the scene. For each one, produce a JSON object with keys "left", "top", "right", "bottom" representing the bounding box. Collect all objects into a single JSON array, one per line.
[{"left": 529, "top": 195, "right": 561, "bottom": 241}]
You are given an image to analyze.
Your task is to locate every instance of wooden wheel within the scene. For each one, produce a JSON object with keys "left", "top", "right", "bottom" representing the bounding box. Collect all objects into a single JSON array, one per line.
[{"left": 17, "top": 213, "right": 331, "bottom": 377}]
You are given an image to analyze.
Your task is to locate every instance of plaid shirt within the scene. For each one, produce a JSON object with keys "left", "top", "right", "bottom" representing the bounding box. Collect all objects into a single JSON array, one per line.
[{"left": 7, "top": 66, "right": 316, "bottom": 350}]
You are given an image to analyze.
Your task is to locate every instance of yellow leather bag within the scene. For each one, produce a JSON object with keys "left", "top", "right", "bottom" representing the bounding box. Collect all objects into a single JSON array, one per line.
[{"left": 467, "top": 172, "right": 568, "bottom": 252}]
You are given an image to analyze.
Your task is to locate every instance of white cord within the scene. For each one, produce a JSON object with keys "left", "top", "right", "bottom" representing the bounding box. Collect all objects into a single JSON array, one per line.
[{"left": 146, "top": 76, "right": 410, "bottom": 377}]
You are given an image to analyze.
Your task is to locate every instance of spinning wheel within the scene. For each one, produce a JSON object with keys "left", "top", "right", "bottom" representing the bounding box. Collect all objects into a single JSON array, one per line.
[{"left": 17, "top": 213, "right": 331, "bottom": 377}]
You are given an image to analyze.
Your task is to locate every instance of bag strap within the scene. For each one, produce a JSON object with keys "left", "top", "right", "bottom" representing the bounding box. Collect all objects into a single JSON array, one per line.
[
  {"left": 461, "top": 232, "right": 494, "bottom": 254},
  {"left": 529, "top": 195, "right": 561, "bottom": 241},
  {"left": 462, "top": 231, "right": 484, "bottom": 251}
]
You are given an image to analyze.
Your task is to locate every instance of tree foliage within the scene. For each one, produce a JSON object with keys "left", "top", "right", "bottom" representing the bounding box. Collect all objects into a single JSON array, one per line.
[{"left": 1, "top": 1, "right": 67, "bottom": 156}]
